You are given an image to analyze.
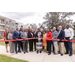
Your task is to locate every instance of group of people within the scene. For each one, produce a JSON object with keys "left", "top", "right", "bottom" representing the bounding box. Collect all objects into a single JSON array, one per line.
[{"left": 3, "top": 24, "right": 74, "bottom": 56}]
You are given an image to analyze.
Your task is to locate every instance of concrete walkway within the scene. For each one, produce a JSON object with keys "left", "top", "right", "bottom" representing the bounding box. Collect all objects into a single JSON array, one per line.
[{"left": 0, "top": 45, "right": 75, "bottom": 62}]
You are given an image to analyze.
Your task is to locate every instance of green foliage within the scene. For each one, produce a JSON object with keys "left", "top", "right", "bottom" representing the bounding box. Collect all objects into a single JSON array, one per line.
[
  {"left": 0, "top": 42, "right": 5, "bottom": 46},
  {"left": 43, "top": 12, "right": 75, "bottom": 29}
]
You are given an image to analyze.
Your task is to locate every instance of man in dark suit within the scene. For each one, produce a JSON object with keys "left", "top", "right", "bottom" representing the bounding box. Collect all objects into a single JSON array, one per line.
[
  {"left": 33, "top": 28, "right": 37, "bottom": 51},
  {"left": 13, "top": 27, "right": 21, "bottom": 54},
  {"left": 58, "top": 26, "right": 65, "bottom": 56}
]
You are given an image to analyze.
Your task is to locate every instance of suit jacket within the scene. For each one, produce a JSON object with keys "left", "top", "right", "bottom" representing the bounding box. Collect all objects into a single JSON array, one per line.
[
  {"left": 20, "top": 32, "right": 27, "bottom": 42},
  {"left": 13, "top": 30, "right": 20, "bottom": 39},
  {"left": 28, "top": 32, "right": 33, "bottom": 40},
  {"left": 58, "top": 30, "right": 65, "bottom": 42},
  {"left": 33, "top": 31, "right": 37, "bottom": 38}
]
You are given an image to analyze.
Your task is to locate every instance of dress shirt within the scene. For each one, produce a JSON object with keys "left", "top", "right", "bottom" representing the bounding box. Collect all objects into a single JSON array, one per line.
[
  {"left": 24, "top": 32, "right": 27, "bottom": 38},
  {"left": 64, "top": 28, "right": 74, "bottom": 39},
  {"left": 52, "top": 30, "right": 59, "bottom": 39}
]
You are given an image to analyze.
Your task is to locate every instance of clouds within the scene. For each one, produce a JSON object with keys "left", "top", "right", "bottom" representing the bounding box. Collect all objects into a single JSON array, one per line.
[
  {"left": 0, "top": 12, "right": 75, "bottom": 25},
  {"left": 0, "top": 12, "right": 46, "bottom": 24}
]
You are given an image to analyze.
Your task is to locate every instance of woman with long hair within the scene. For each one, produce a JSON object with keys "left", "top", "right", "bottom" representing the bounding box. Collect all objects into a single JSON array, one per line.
[
  {"left": 28, "top": 29, "right": 33, "bottom": 52},
  {"left": 43, "top": 31, "right": 47, "bottom": 52},
  {"left": 8, "top": 30, "right": 15, "bottom": 53}
]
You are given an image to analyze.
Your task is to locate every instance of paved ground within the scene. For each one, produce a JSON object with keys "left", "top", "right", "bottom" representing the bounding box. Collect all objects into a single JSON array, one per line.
[{"left": 0, "top": 45, "right": 75, "bottom": 62}]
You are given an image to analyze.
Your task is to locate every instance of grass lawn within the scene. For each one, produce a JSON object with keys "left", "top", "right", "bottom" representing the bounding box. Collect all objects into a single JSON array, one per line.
[{"left": 0, "top": 54, "right": 28, "bottom": 62}]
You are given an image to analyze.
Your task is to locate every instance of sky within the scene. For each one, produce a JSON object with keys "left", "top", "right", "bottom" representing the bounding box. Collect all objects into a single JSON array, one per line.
[
  {"left": 0, "top": 12, "right": 75, "bottom": 25},
  {"left": 0, "top": 12, "right": 46, "bottom": 25}
]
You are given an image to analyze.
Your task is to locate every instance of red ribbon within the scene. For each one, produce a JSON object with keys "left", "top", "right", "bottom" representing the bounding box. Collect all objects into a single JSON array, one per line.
[{"left": 0, "top": 38, "right": 74, "bottom": 42}]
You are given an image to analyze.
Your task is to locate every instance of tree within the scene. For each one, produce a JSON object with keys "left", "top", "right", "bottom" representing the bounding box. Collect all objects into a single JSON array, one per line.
[
  {"left": 73, "top": 22, "right": 75, "bottom": 30},
  {"left": 43, "top": 12, "right": 75, "bottom": 29},
  {"left": 39, "top": 23, "right": 46, "bottom": 30},
  {"left": 29, "top": 23, "right": 37, "bottom": 30}
]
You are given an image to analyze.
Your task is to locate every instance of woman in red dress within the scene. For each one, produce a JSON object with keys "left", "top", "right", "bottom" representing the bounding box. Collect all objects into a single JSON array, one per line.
[
  {"left": 46, "top": 29, "right": 52, "bottom": 55},
  {"left": 3, "top": 28, "right": 9, "bottom": 52}
]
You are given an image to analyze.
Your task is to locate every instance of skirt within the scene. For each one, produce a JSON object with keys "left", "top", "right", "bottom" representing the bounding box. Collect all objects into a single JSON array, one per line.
[{"left": 5, "top": 42, "right": 9, "bottom": 44}]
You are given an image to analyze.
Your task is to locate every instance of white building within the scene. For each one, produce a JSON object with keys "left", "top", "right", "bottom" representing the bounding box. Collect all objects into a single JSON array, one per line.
[{"left": 0, "top": 15, "right": 25, "bottom": 36}]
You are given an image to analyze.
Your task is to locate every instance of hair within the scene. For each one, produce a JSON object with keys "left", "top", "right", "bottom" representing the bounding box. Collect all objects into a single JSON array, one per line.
[
  {"left": 38, "top": 28, "right": 40, "bottom": 31},
  {"left": 53, "top": 27, "right": 56, "bottom": 30},
  {"left": 29, "top": 29, "right": 32, "bottom": 32},
  {"left": 26, "top": 29, "right": 28, "bottom": 31},
  {"left": 59, "top": 26, "right": 62, "bottom": 28},
  {"left": 20, "top": 28, "right": 22, "bottom": 31},
  {"left": 43, "top": 30, "right": 46, "bottom": 33}
]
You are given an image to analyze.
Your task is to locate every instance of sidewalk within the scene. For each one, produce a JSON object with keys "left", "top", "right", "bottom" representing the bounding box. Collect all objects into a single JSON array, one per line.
[{"left": 0, "top": 45, "right": 75, "bottom": 62}]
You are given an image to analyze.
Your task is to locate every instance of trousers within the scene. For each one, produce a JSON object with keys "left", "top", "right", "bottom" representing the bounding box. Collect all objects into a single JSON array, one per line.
[
  {"left": 15, "top": 41, "right": 20, "bottom": 53},
  {"left": 53, "top": 41, "right": 58, "bottom": 54},
  {"left": 9, "top": 41, "right": 15, "bottom": 53},
  {"left": 29, "top": 39, "right": 33, "bottom": 51},
  {"left": 33, "top": 39, "right": 36, "bottom": 51},
  {"left": 64, "top": 37, "right": 72, "bottom": 54},
  {"left": 47, "top": 41, "right": 51, "bottom": 54},
  {"left": 22, "top": 41, "right": 28, "bottom": 52},
  {"left": 58, "top": 42, "right": 64, "bottom": 54}
]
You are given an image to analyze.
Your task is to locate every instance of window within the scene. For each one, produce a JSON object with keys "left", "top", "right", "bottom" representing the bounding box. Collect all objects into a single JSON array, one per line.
[
  {"left": 9, "top": 21, "right": 11, "bottom": 25},
  {"left": 6, "top": 21, "right": 8, "bottom": 25},
  {"left": 12, "top": 23, "right": 14, "bottom": 26},
  {"left": 6, "top": 21, "right": 9, "bottom": 25},
  {"left": 0, "top": 26, "right": 4, "bottom": 30},
  {"left": 15, "top": 23, "right": 18, "bottom": 26}
]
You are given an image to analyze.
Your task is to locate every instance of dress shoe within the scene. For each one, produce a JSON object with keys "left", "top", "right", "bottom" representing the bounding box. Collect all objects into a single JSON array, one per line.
[
  {"left": 37, "top": 51, "right": 38, "bottom": 54},
  {"left": 61, "top": 54, "right": 63, "bottom": 56},
  {"left": 40, "top": 51, "right": 42, "bottom": 53},
  {"left": 48, "top": 53, "right": 51, "bottom": 55},
  {"left": 69, "top": 54, "right": 72, "bottom": 56},
  {"left": 54, "top": 53, "right": 57, "bottom": 55},
  {"left": 16, "top": 52, "right": 18, "bottom": 54},
  {"left": 65, "top": 53, "right": 69, "bottom": 54},
  {"left": 11, "top": 52, "right": 14, "bottom": 53},
  {"left": 18, "top": 51, "right": 21, "bottom": 53},
  {"left": 24, "top": 52, "right": 25, "bottom": 54},
  {"left": 58, "top": 51, "right": 60, "bottom": 54},
  {"left": 26, "top": 51, "right": 28, "bottom": 53}
]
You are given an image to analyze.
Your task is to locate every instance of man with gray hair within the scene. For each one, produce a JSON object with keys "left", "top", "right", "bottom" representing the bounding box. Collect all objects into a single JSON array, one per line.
[
  {"left": 20, "top": 28, "right": 28, "bottom": 53},
  {"left": 58, "top": 26, "right": 65, "bottom": 56},
  {"left": 52, "top": 27, "right": 59, "bottom": 54}
]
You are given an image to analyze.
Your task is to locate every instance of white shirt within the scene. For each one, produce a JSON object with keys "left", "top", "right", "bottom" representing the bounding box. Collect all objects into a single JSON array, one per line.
[{"left": 64, "top": 28, "right": 74, "bottom": 39}]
